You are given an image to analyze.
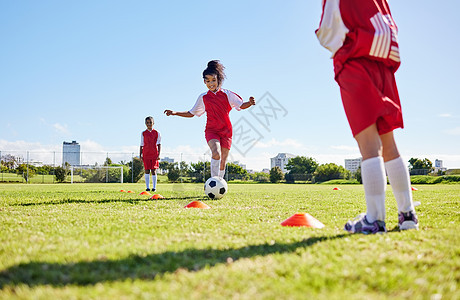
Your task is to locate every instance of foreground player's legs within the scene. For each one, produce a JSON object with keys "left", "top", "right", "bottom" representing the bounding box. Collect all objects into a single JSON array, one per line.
[
  {"left": 152, "top": 169, "right": 157, "bottom": 192},
  {"left": 145, "top": 169, "right": 151, "bottom": 191},
  {"left": 381, "top": 132, "right": 418, "bottom": 229},
  {"left": 219, "top": 147, "right": 230, "bottom": 179},
  {"left": 354, "top": 124, "right": 386, "bottom": 223},
  {"left": 208, "top": 139, "right": 221, "bottom": 177}
]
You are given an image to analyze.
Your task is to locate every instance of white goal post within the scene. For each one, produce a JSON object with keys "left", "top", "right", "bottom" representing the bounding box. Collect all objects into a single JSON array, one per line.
[{"left": 70, "top": 166, "right": 124, "bottom": 184}]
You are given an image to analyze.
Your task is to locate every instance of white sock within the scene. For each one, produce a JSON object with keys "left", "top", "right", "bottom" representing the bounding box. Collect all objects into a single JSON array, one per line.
[
  {"left": 385, "top": 157, "right": 414, "bottom": 213},
  {"left": 145, "top": 174, "right": 150, "bottom": 189},
  {"left": 219, "top": 169, "right": 225, "bottom": 179},
  {"left": 152, "top": 175, "right": 157, "bottom": 191},
  {"left": 361, "top": 156, "right": 387, "bottom": 222},
  {"left": 211, "top": 159, "right": 220, "bottom": 177}
]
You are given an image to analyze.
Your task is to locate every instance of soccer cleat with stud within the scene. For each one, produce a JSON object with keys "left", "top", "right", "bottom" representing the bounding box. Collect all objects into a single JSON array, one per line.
[{"left": 344, "top": 213, "right": 387, "bottom": 234}]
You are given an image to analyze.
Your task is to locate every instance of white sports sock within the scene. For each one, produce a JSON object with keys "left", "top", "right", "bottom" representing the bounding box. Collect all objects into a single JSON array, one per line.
[
  {"left": 385, "top": 156, "right": 414, "bottom": 213},
  {"left": 219, "top": 169, "right": 225, "bottom": 179},
  {"left": 144, "top": 174, "right": 150, "bottom": 189},
  {"left": 152, "top": 175, "right": 157, "bottom": 190},
  {"left": 211, "top": 159, "right": 220, "bottom": 177},
  {"left": 361, "top": 156, "right": 387, "bottom": 223}
]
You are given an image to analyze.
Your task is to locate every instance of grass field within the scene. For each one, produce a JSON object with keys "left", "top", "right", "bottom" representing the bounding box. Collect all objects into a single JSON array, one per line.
[{"left": 0, "top": 183, "right": 459, "bottom": 299}]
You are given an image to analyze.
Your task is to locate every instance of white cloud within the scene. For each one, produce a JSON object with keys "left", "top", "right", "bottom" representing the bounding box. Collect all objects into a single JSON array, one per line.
[
  {"left": 254, "top": 138, "right": 304, "bottom": 149},
  {"left": 443, "top": 127, "right": 460, "bottom": 136},
  {"left": 53, "top": 123, "right": 70, "bottom": 135},
  {"left": 330, "top": 145, "right": 359, "bottom": 152},
  {"left": 438, "top": 113, "right": 452, "bottom": 118}
]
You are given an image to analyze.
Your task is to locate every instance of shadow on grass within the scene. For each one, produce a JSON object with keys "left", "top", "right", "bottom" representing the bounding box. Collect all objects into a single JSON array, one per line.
[
  {"left": 0, "top": 234, "right": 347, "bottom": 287},
  {"left": 14, "top": 196, "right": 209, "bottom": 206}
]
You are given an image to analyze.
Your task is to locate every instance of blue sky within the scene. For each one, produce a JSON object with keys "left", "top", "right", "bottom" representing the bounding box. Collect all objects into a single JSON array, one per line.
[{"left": 1, "top": 0, "right": 459, "bottom": 171}]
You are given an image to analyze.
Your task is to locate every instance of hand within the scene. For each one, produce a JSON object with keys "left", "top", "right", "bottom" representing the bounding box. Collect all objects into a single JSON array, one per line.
[
  {"left": 164, "top": 109, "right": 174, "bottom": 116},
  {"left": 249, "top": 96, "right": 256, "bottom": 106}
]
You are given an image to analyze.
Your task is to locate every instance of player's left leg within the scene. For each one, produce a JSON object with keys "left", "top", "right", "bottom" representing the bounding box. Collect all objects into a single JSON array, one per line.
[
  {"left": 219, "top": 147, "right": 230, "bottom": 179},
  {"left": 151, "top": 168, "right": 157, "bottom": 192},
  {"left": 145, "top": 168, "right": 152, "bottom": 191},
  {"left": 381, "top": 131, "right": 418, "bottom": 230}
]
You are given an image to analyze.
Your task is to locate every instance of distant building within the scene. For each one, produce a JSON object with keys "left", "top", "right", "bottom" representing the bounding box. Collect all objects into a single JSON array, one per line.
[
  {"left": 160, "top": 157, "right": 174, "bottom": 163},
  {"left": 270, "top": 153, "right": 296, "bottom": 173},
  {"left": 345, "top": 158, "right": 362, "bottom": 173},
  {"left": 434, "top": 159, "right": 447, "bottom": 173},
  {"left": 261, "top": 168, "right": 270, "bottom": 174},
  {"left": 62, "top": 141, "right": 81, "bottom": 166}
]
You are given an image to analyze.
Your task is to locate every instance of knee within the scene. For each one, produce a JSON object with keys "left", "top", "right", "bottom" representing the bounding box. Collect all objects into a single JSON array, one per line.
[{"left": 211, "top": 151, "right": 221, "bottom": 160}]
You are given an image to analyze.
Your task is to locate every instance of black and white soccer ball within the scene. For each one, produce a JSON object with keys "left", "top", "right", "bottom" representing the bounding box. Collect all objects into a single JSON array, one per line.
[{"left": 204, "top": 176, "right": 228, "bottom": 199}]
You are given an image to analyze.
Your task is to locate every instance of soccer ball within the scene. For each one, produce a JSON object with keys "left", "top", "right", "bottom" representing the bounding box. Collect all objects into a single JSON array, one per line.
[{"left": 204, "top": 176, "right": 228, "bottom": 199}]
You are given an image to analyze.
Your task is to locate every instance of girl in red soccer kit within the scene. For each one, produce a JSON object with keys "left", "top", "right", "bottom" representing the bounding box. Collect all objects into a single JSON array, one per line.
[
  {"left": 316, "top": 0, "right": 418, "bottom": 233},
  {"left": 140, "top": 116, "right": 161, "bottom": 191},
  {"left": 164, "top": 60, "right": 255, "bottom": 179}
]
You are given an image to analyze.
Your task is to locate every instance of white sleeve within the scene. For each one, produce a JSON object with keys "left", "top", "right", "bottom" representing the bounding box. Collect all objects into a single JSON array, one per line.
[
  {"left": 189, "top": 93, "right": 206, "bottom": 117},
  {"left": 224, "top": 89, "right": 244, "bottom": 111},
  {"left": 140, "top": 132, "right": 144, "bottom": 146},
  {"left": 157, "top": 132, "right": 161, "bottom": 145},
  {"left": 315, "top": 0, "right": 349, "bottom": 57}
]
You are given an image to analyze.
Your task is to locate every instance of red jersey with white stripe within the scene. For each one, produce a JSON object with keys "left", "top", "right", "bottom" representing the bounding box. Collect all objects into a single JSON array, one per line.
[
  {"left": 189, "top": 89, "right": 243, "bottom": 137},
  {"left": 140, "top": 129, "right": 161, "bottom": 159},
  {"left": 316, "top": 0, "right": 401, "bottom": 76}
]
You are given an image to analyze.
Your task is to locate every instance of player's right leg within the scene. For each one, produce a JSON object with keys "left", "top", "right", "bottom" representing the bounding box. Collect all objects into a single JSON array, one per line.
[
  {"left": 345, "top": 124, "right": 387, "bottom": 233},
  {"left": 207, "top": 139, "right": 221, "bottom": 177}
]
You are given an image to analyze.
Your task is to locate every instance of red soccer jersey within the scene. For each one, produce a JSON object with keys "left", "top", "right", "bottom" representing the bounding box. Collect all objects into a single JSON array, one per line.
[
  {"left": 189, "top": 89, "right": 243, "bottom": 137},
  {"left": 141, "top": 129, "right": 161, "bottom": 159},
  {"left": 316, "top": 0, "right": 401, "bottom": 76}
]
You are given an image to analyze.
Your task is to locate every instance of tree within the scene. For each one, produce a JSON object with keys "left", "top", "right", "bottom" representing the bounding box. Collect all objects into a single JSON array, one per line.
[
  {"left": 1, "top": 154, "right": 21, "bottom": 170},
  {"left": 269, "top": 166, "right": 284, "bottom": 183},
  {"left": 313, "top": 163, "right": 350, "bottom": 183},
  {"left": 128, "top": 157, "right": 144, "bottom": 183},
  {"left": 54, "top": 166, "right": 67, "bottom": 183},
  {"left": 285, "top": 156, "right": 318, "bottom": 183},
  {"left": 408, "top": 158, "right": 433, "bottom": 175},
  {"left": 226, "top": 162, "right": 248, "bottom": 181},
  {"left": 104, "top": 157, "right": 112, "bottom": 166},
  {"left": 189, "top": 161, "right": 210, "bottom": 182},
  {"left": 167, "top": 162, "right": 180, "bottom": 182},
  {"left": 16, "top": 163, "right": 36, "bottom": 182}
]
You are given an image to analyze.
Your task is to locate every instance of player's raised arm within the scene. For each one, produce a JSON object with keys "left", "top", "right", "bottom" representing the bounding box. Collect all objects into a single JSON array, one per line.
[
  {"left": 163, "top": 110, "right": 194, "bottom": 117},
  {"left": 240, "top": 96, "right": 256, "bottom": 110}
]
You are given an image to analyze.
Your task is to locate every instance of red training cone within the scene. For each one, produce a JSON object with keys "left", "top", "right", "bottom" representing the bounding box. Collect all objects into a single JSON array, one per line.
[
  {"left": 139, "top": 191, "right": 151, "bottom": 196},
  {"left": 281, "top": 213, "right": 325, "bottom": 228},
  {"left": 150, "top": 194, "right": 165, "bottom": 200},
  {"left": 333, "top": 187, "right": 341, "bottom": 190},
  {"left": 184, "top": 201, "right": 210, "bottom": 209},
  {"left": 127, "top": 191, "right": 135, "bottom": 193},
  {"left": 120, "top": 190, "right": 126, "bottom": 192},
  {"left": 411, "top": 187, "right": 418, "bottom": 191}
]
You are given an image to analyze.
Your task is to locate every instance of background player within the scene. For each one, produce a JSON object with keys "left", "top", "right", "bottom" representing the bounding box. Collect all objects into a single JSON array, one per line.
[
  {"left": 140, "top": 116, "right": 161, "bottom": 192},
  {"left": 164, "top": 60, "right": 255, "bottom": 179},
  {"left": 316, "top": 0, "right": 418, "bottom": 233}
]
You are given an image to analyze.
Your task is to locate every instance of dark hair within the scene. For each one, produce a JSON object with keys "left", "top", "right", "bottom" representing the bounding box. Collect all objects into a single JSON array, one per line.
[
  {"left": 145, "top": 116, "right": 154, "bottom": 123},
  {"left": 202, "top": 60, "right": 226, "bottom": 86}
]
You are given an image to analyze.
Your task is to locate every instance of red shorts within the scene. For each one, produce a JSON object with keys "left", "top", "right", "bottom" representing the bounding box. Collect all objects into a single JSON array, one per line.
[
  {"left": 336, "top": 58, "right": 404, "bottom": 136},
  {"left": 143, "top": 158, "right": 159, "bottom": 170},
  {"left": 205, "top": 130, "right": 232, "bottom": 149}
]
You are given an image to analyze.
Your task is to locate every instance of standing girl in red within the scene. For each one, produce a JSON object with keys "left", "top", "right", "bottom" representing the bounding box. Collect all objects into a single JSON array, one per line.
[
  {"left": 316, "top": 0, "right": 418, "bottom": 233},
  {"left": 164, "top": 60, "right": 255, "bottom": 179},
  {"left": 140, "top": 116, "right": 161, "bottom": 192}
]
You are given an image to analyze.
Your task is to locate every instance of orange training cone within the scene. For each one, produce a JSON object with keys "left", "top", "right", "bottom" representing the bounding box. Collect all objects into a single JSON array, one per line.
[
  {"left": 184, "top": 201, "right": 210, "bottom": 209},
  {"left": 127, "top": 191, "right": 135, "bottom": 193},
  {"left": 120, "top": 190, "right": 126, "bottom": 192},
  {"left": 150, "top": 194, "right": 165, "bottom": 200},
  {"left": 333, "top": 187, "right": 341, "bottom": 190},
  {"left": 411, "top": 187, "right": 418, "bottom": 191},
  {"left": 281, "top": 213, "right": 325, "bottom": 228},
  {"left": 139, "top": 191, "right": 151, "bottom": 196}
]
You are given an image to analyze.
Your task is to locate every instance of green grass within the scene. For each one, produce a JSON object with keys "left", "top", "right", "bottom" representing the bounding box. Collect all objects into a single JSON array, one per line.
[{"left": 0, "top": 183, "right": 458, "bottom": 299}]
